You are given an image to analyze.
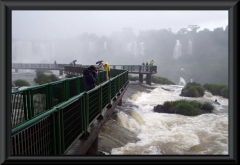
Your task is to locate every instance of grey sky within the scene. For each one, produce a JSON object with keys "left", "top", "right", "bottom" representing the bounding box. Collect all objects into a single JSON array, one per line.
[{"left": 12, "top": 10, "right": 228, "bottom": 40}]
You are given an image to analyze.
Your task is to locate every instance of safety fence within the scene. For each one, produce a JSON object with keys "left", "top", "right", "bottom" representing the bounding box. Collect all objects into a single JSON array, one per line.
[
  {"left": 11, "top": 68, "right": 128, "bottom": 155},
  {"left": 64, "top": 65, "right": 157, "bottom": 75}
]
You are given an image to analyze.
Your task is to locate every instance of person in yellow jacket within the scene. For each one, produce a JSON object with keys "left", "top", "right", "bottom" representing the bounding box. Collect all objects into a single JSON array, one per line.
[{"left": 103, "top": 62, "right": 110, "bottom": 79}]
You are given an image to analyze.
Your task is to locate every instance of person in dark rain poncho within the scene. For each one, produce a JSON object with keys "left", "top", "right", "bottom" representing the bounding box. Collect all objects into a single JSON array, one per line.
[{"left": 83, "top": 65, "right": 98, "bottom": 91}]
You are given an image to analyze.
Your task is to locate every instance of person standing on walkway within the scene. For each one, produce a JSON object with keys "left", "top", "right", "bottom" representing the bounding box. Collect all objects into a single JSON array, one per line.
[
  {"left": 142, "top": 62, "right": 145, "bottom": 72},
  {"left": 149, "top": 60, "right": 154, "bottom": 72},
  {"left": 103, "top": 62, "right": 110, "bottom": 80},
  {"left": 146, "top": 61, "right": 149, "bottom": 72},
  {"left": 83, "top": 65, "right": 98, "bottom": 91}
]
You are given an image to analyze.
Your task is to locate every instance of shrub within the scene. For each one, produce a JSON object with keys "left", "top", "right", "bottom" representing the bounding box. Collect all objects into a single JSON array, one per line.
[
  {"left": 13, "top": 79, "right": 30, "bottom": 87},
  {"left": 49, "top": 74, "right": 59, "bottom": 82},
  {"left": 195, "top": 86, "right": 205, "bottom": 96},
  {"left": 221, "top": 87, "right": 228, "bottom": 98},
  {"left": 128, "top": 75, "right": 139, "bottom": 81},
  {"left": 203, "top": 83, "right": 228, "bottom": 97},
  {"left": 182, "top": 82, "right": 205, "bottom": 97},
  {"left": 162, "top": 99, "right": 214, "bottom": 116},
  {"left": 34, "top": 71, "right": 59, "bottom": 85},
  {"left": 151, "top": 75, "right": 175, "bottom": 85},
  {"left": 185, "top": 82, "right": 202, "bottom": 88},
  {"left": 189, "top": 100, "right": 202, "bottom": 109},
  {"left": 187, "top": 86, "right": 199, "bottom": 97},
  {"left": 201, "top": 102, "right": 214, "bottom": 111},
  {"left": 163, "top": 101, "right": 173, "bottom": 109},
  {"left": 175, "top": 103, "right": 202, "bottom": 116}
]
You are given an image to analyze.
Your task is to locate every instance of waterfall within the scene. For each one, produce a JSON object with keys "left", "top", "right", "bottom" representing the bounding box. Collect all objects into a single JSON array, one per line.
[
  {"left": 139, "top": 42, "right": 145, "bottom": 56},
  {"left": 12, "top": 41, "right": 32, "bottom": 62},
  {"left": 104, "top": 42, "right": 107, "bottom": 49},
  {"left": 133, "top": 42, "right": 138, "bottom": 56},
  {"left": 173, "top": 40, "right": 182, "bottom": 59},
  {"left": 12, "top": 40, "right": 55, "bottom": 63},
  {"left": 188, "top": 41, "right": 192, "bottom": 55},
  {"left": 127, "top": 42, "right": 140, "bottom": 56},
  {"left": 178, "top": 77, "right": 186, "bottom": 86}
]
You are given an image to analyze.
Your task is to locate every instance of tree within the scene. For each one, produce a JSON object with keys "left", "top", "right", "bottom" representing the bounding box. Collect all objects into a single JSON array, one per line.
[{"left": 13, "top": 79, "right": 30, "bottom": 87}]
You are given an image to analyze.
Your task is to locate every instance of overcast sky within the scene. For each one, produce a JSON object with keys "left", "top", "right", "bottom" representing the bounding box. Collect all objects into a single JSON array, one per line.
[{"left": 12, "top": 10, "right": 228, "bottom": 40}]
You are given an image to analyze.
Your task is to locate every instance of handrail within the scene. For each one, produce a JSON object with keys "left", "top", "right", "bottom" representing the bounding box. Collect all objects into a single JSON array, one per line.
[{"left": 11, "top": 68, "right": 129, "bottom": 155}]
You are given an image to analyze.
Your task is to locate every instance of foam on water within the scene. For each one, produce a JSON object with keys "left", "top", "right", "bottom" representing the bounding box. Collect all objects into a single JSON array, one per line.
[{"left": 111, "top": 85, "right": 228, "bottom": 155}]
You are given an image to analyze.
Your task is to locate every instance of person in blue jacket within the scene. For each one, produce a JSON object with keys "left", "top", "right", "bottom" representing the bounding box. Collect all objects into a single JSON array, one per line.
[{"left": 83, "top": 65, "right": 98, "bottom": 91}]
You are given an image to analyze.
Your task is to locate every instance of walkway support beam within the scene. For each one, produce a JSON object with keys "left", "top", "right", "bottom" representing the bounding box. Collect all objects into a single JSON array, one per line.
[
  {"left": 139, "top": 73, "right": 143, "bottom": 83},
  {"left": 146, "top": 74, "right": 152, "bottom": 85},
  {"left": 85, "top": 136, "right": 99, "bottom": 155}
]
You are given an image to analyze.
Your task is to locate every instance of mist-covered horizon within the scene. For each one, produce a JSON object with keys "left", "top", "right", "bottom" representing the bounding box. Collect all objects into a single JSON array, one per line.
[
  {"left": 12, "top": 10, "right": 228, "bottom": 86},
  {"left": 12, "top": 10, "right": 228, "bottom": 40}
]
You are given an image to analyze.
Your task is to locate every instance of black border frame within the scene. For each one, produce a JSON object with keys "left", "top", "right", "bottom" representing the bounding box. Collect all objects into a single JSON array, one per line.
[{"left": 0, "top": 0, "right": 238, "bottom": 164}]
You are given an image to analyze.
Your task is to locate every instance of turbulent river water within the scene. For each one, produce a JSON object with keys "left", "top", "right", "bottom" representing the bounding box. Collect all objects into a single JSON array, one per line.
[{"left": 12, "top": 70, "right": 228, "bottom": 155}]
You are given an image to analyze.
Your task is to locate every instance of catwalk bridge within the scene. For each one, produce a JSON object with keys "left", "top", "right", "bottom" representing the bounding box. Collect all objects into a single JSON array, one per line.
[
  {"left": 12, "top": 63, "right": 157, "bottom": 85},
  {"left": 11, "top": 64, "right": 157, "bottom": 155}
]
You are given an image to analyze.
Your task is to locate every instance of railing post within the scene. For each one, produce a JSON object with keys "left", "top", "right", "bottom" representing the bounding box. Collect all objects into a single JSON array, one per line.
[
  {"left": 83, "top": 92, "right": 89, "bottom": 139},
  {"left": 52, "top": 112, "right": 57, "bottom": 154},
  {"left": 108, "top": 80, "right": 111, "bottom": 103},
  {"left": 99, "top": 85, "right": 102, "bottom": 114},
  {"left": 55, "top": 109, "right": 62, "bottom": 154}
]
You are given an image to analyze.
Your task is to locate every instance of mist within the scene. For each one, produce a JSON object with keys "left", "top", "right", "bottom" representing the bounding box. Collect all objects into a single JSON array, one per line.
[{"left": 12, "top": 10, "right": 228, "bottom": 85}]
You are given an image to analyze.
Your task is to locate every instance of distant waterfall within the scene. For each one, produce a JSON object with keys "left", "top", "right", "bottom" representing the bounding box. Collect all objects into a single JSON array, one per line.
[
  {"left": 188, "top": 41, "right": 192, "bottom": 55},
  {"left": 104, "top": 42, "right": 107, "bottom": 49},
  {"left": 179, "top": 77, "right": 186, "bottom": 86},
  {"left": 133, "top": 42, "right": 138, "bottom": 56},
  {"left": 173, "top": 40, "right": 182, "bottom": 59},
  {"left": 127, "top": 41, "right": 143, "bottom": 56},
  {"left": 12, "top": 40, "right": 55, "bottom": 63},
  {"left": 139, "top": 42, "right": 145, "bottom": 56}
]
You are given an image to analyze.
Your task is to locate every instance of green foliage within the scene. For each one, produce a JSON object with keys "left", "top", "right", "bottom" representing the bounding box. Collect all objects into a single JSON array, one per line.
[
  {"left": 202, "top": 102, "right": 214, "bottom": 111},
  {"left": 128, "top": 75, "right": 175, "bottom": 85},
  {"left": 49, "top": 74, "right": 59, "bottom": 82},
  {"left": 151, "top": 75, "right": 175, "bottom": 85},
  {"left": 175, "top": 103, "right": 202, "bottom": 116},
  {"left": 194, "top": 86, "right": 205, "bottom": 96},
  {"left": 189, "top": 100, "right": 202, "bottom": 109},
  {"left": 34, "top": 71, "right": 59, "bottom": 85},
  {"left": 162, "top": 99, "right": 214, "bottom": 116},
  {"left": 163, "top": 101, "right": 173, "bottom": 109},
  {"left": 203, "top": 83, "right": 228, "bottom": 98},
  {"left": 13, "top": 79, "right": 30, "bottom": 87},
  {"left": 221, "top": 87, "right": 228, "bottom": 98},
  {"left": 183, "top": 82, "right": 205, "bottom": 97},
  {"left": 187, "top": 86, "right": 199, "bottom": 97},
  {"left": 185, "top": 82, "right": 202, "bottom": 88},
  {"left": 128, "top": 75, "right": 139, "bottom": 81}
]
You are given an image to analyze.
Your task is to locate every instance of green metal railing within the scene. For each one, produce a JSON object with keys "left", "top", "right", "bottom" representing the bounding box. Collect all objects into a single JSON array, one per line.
[
  {"left": 65, "top": 65, "right": 157, "bottom": 74},
  {"left": 11, "top": 68, "right": 128, "bottom": 155}
]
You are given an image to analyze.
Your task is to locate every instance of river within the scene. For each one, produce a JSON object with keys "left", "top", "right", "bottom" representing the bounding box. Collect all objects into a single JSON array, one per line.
[{"left": 12, "top": 70, "right": 228, "bottom": 155}]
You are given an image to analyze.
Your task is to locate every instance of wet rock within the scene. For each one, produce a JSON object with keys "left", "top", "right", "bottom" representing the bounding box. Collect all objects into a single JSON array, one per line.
[{"left": 153, "top": 105, "right": 176, "bottom": 114}]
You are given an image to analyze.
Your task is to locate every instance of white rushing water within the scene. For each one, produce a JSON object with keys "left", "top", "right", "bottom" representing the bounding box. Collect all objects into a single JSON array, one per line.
[
  {"left": 12, "top": 71, "right": 228, "bottom": 155},
  {"left": 110, "top": 84, "right": 228, "bottom": 155}
]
